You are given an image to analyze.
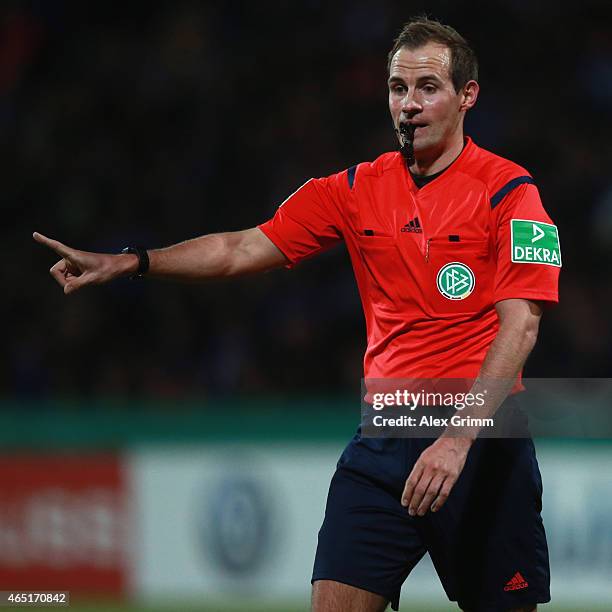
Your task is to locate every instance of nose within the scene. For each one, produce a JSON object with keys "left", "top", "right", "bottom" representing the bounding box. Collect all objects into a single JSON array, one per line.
[{"left": 400, "top": 90, "right": 423, "bottom": 117}]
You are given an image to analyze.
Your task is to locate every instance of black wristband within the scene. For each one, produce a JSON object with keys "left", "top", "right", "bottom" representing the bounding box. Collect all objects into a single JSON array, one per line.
[{"left": 121, "top": 246, "right": 150, "bottom": 278}]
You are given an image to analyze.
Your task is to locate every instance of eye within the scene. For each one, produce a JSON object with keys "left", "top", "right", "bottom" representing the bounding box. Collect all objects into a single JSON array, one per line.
[
  {"left": 422, "top": 84, "right": 437, "bottom": 94},
  {"left": 391, "top": 84, "right": 407, "bottom": 94}
]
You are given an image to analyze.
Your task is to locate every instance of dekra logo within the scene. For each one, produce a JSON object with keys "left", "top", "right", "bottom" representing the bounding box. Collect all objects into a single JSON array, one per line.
[{"left": 511, "top": 220, "right": 561, "bottom": 267}]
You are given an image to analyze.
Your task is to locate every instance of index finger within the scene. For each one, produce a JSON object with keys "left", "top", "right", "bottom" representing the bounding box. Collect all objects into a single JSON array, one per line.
[{"left": 33, "top": 232, "right": 73, "bottom": 258}]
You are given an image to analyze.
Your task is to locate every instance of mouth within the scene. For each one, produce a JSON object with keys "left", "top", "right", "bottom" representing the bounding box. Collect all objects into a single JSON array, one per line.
[{"left": 402, "top": 122, "right": 428, "bottom": 131}]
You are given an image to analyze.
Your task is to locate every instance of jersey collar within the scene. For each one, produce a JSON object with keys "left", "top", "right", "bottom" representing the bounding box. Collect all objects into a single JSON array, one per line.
[{"left": 401, "top": 136, "right": 475, "bottom": 193}]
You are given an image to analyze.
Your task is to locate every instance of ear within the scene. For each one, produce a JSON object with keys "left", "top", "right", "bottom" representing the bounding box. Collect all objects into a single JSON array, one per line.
[{"left": 459, "top": 80, "right": 479, "bottom": 111}]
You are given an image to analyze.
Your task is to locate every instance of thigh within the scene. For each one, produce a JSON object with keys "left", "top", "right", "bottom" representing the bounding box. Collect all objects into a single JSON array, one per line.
[
  {"left": 423, "top": 437, "right": 550, "bottom": 611},
  {"left": 462, "top": 607, "right": 537, "bottom": 612},
  {"left": 312, "top": 579, "right": 389, "bottom": 612},
  {"left": 312, "top": 434, "right": 426, "bottom": 611}
]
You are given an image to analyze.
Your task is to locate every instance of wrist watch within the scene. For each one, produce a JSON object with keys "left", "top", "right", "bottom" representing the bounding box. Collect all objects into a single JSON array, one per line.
[{"left": 121, "top": 246, "right": 149, "bottom": 279}]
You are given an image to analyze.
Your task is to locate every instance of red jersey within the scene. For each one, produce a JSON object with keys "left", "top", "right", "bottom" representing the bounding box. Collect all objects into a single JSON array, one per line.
[{"left": 258, "top": 137, "right": 561, "bottom": 380}]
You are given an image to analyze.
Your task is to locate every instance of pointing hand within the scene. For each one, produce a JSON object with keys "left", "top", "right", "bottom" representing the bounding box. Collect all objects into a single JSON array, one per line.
[{"left": 33, "top": 232, "right": 137, "bottom": 294}]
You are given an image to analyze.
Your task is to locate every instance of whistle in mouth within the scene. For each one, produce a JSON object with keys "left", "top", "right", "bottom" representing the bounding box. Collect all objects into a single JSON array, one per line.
[{"left": 399, "top": 123, "right": 415, "bottom": 165}]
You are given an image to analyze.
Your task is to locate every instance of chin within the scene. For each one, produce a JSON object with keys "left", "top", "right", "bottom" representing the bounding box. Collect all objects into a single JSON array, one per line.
[
  {"left": 415, "top": 135, "right": 441, "bottom": 152},
  {"left": 413, "top": 140, "right": 430, "bottom": 153}
]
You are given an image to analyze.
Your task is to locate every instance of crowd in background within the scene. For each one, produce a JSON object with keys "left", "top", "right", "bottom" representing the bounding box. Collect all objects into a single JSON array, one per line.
[{"left": 5, "top": 0, "right": 612, "bottom": 400}]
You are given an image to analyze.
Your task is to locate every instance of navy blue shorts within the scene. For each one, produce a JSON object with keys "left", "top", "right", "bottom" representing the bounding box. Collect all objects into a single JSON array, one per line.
[{"left": 312, "top": 403, "right": 550, "bottom": 611}]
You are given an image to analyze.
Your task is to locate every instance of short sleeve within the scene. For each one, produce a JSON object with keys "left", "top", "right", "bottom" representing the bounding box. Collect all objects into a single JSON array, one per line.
[
  {"left": 493, "top": 182, "right": 561, "bottom": 304},
  {"left": 258, "top": 170, "right": 349, "bottom": 268}
]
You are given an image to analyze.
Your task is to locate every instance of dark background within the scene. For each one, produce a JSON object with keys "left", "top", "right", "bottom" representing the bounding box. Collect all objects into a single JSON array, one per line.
[{"left": 6, "top": 0, "right": 612, "bottom": 401}]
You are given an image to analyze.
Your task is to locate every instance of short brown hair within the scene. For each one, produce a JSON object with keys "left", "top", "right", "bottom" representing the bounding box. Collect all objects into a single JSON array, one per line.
[{"left": 387, "top": 16, "right": 478, "bottom": 92}]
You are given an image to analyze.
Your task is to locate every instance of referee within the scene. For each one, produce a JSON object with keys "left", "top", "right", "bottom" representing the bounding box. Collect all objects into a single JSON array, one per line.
[{"left": 35, "top": 17, "right": 560, "bottom": 612}]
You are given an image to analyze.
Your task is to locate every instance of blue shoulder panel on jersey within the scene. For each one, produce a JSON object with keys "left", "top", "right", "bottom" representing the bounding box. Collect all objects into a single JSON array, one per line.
[
  {"left": 490, "top": 175, "right": 535, "bottom": 209},
  {"left": 347, "top": 165, "right": 357, "bottom": 189}
]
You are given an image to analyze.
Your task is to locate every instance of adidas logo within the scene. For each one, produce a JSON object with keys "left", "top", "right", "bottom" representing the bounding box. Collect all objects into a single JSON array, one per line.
[
  {"left": 401, "top": 217, "right": 422, "bottom": 233},
  {"left": 503, "top": 571, "right": 529, "bottom": 591}
]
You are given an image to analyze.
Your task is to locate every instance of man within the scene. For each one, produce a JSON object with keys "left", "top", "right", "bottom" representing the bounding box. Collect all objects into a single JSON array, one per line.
[{"left": 35, "top": 17, "right": 560, "bottom": 612}]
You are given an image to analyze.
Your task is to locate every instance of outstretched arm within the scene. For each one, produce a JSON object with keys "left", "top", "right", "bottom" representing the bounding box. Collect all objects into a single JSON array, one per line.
[{"left": 33, "top": 227, "right": 288, "bottom": 294}]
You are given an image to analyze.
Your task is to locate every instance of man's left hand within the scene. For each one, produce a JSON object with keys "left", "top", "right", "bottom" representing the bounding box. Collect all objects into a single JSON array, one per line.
[{"left": 401, "top": 437, "right": 472, "bottom": 516}]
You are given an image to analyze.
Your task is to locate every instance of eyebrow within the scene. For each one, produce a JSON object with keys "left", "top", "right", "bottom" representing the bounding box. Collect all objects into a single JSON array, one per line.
[{"left": 387, "top": 74, "right": 444, "bottom": 86}]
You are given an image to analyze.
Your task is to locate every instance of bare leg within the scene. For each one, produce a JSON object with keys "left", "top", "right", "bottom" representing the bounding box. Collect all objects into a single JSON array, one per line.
[
  {"left": 312, "top": 579, "right": 389, "bottom": 612},
  {"left": 463, "top": 607, "right": 537, "bottom": 612}
]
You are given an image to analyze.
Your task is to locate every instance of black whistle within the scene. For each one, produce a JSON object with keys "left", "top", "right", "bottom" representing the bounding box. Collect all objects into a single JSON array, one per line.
[{"left": 399, "top": 123, "right": 415, "bottom": 166}]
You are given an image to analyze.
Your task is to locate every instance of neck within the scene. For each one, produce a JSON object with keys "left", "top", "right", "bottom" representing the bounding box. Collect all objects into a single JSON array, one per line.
[{"left": 409, "top": 131, "right": 465, "bottom": 176}]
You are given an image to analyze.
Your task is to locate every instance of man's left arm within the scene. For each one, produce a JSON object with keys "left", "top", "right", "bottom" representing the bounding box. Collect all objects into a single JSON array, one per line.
[{"left": 401, "top": 298, "right": 542, "bottom": 516}]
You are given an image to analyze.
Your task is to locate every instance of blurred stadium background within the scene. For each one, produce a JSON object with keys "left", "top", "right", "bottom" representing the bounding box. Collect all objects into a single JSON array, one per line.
[{"left": 4, "top": 0, "right": 612, "bottom": 610}]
